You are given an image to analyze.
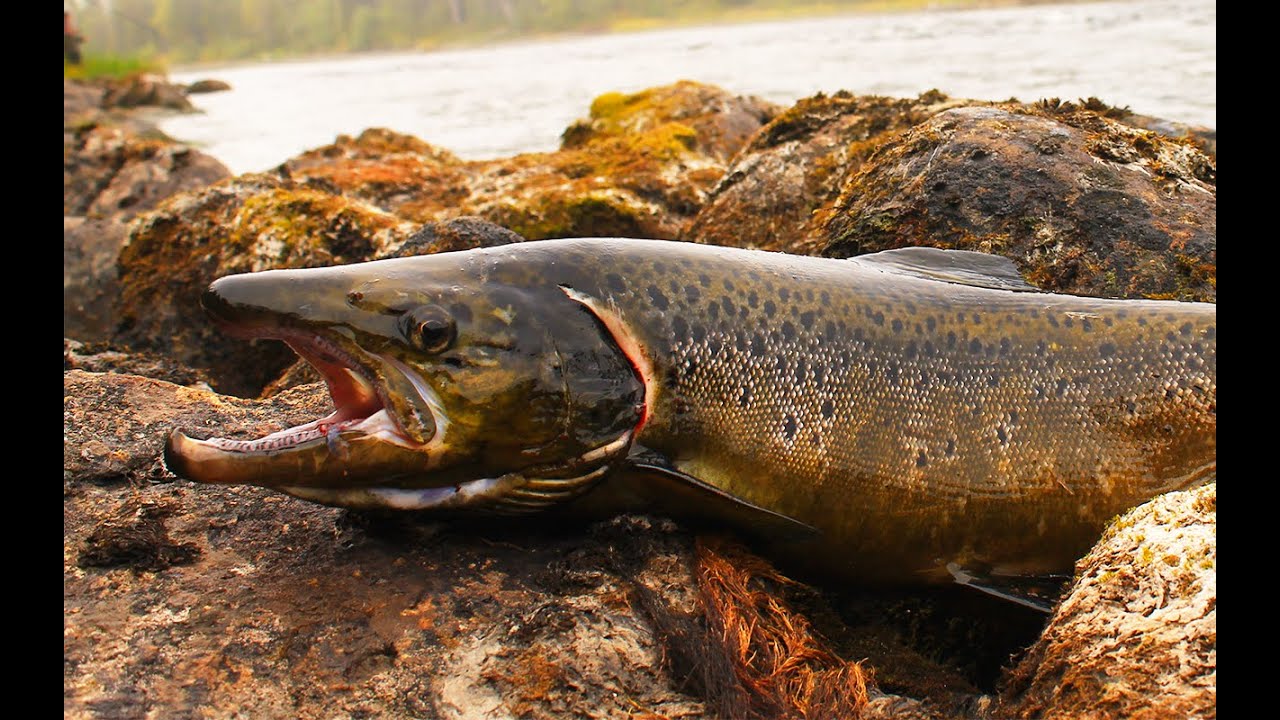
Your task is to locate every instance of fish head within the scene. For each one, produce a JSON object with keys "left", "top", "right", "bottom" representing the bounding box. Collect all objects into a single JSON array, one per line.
[{"left": 165, "top": 252, "right": 646, "bottom": 512}]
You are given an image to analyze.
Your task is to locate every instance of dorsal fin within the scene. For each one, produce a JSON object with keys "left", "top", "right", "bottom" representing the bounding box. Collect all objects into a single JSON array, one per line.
[{"left": 849, "top": 247, "right": 1041, "bottom": 292}]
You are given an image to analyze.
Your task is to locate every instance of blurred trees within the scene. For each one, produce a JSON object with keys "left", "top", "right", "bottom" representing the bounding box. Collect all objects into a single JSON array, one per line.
[{"left": 67, "top": 0, "right": 896, "bottom": 63}]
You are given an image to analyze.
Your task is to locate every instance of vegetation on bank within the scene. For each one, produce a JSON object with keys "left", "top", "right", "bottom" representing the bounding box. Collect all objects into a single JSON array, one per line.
[
  {"left": 67, "top": 0, "right": 1057, "bottom": 66},
  {"left": 64, "top": 53, "right": 166, "bottom": 81}
]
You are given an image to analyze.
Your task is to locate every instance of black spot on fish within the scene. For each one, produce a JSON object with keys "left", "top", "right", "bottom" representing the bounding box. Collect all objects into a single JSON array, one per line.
[
  {"left": 814, "top": 365, "right": 827, "bottom": 387},
  {"left": 782, "top": 321, "right": 796, "bottom": 341},
  {"left": 904, "top": 301, "right": 917, "bottom": 315},
  {"left": 996, "top": 426, "right": 1008, "bottom": 445},
  {"left": 1125, "top": 400, "right": 1137, "bottom": 414},
  {"left": 779, "top": 287, "right": 790, "bottom": 301},
  {"left": 775, "top": 356, "right": 788, "bottom": 374},
  {"left": 691, "top": 324, "right": 707, "bottom": 343},
  {"left": 699, "top": 273, "right": 711, "bottom": 288},
  {"left": 708, "top": 302, "right": 720, "bottom": 321},
  {"left": 1137, "top": 316, "right": 1148, "bottom": 327},
  {"left": 892, "top": 319, "right": 904, "bottom": 334},
  {"left": 671, "top": 316, "right": 689, "bottom": 339},
  {"left": 987, "top": 374, "right": 1001, "bottom": 388},
  {"left": 750, "top": 333, "right": 767, "bottom": 357},
  {"left": 1036, "top": 340, "right": 1047, "bottom": 356},
  {"left": 782, "top": 415, "right": 798, "bottom": 440},
  {"left": 905, "top": 341, "right": 918, "bottom": 359},
  {"left": 1009, "top": 411, "right": 1019, "bottom": 425},
  {"left": 748, "top": 291, "right": 759, "bottom": 309},
  {"left": 647, "top": 286, "right": 669, "bottom": 310},
  {"left": 685, "top": 285, "right": 700, "bottom": 303},
  {"left": 1191, "top": 342, "right": 1203, "bottom": 354},
  {"left": 800, "top": 311, "right": 815, "bottom": 330},
  {"left": 957, "top": 311, "right": 966, "bottom": 324},
  {"left": 946, "top": 439, "right": 956, "bottom": 456},
  {"left": 1204, "top": 326, "right": 1215, "bottom": 339},
  {"left": 887, "top": 365, "right": 900, "bottom": 383},
  {"left": 947, "top": 331, "right": 957, "bottom": 349},
  {"left": 1081, "top": 318, "right": 1093, "bottom": 332},
  {"left": 1056, "top": 379, "right": 1068, "bottom": 397},
  {"left": 794, "top": 360, "right": 806, "bottom": 383},
  {"left": 450, "top": 303, "right": 473, "bottom": 323},
  {"left": 739, "top": 386, "right": 752, "bottom": 408},
  {"left": 969, "top": 338, "right": 983, "bottom": 354},
  {"left": 999, "top": 337, "right": 1011, "bottom": 356},
  {"left": 916, "top": 451, "right": 928, "bottom": 467},
  {"left": 721, "top": 279, "right": 735, "bottom": 293},
  {"left": 1099, "top": 342, "right": 1116, "bottom": 358},
  {"left": 923, "top": 340, "right": 935, "bottom": 356},
  {"left": 806, "top": 289, "right": 815, "bottom": 302},
  {"left": 820, "top": 291, "right": 831, "bottom": 306},
  {"left": 1180, "top": 322, "right": 1193, "bottom": 337},
  {"left": 764, "top": 300, "right": 777, "bottom": 318},
  {"left": 825, "top": 321, "right": 836, "bottom": 342},
  {"left": 1104, "top": 316, "right": 1114, "bottom": 327},
  {"left": 926, "top": 316, "right": 937, "bottom": 332},
  {"left": 873, "top": 311, "right": 885, "bottom": 326},
  {"left": 1064, "top": 316, "right": 1074, "bottom": 329},
  {"left": 1034, "top": 385, "right": 1045, "bottom": 399},
  {"left": 820, "top": 399, "right": 835, "bottom": 419},
  {"left": 607, "top": 274, "right": 626, "bottom": 293},
  {"left": 811, "top": 432, "right": 821, "bottom": 446},
  {"left": 1048, "top": 314, "right": 1059, "bottom": 328},
  {"left": 852, "top": 327, "right": 864, "bottom": 342},
  {"left": 972, "top": 313, "right": 982, "bottom": 324},
  {"left": 722, "top": 297, "right": 736, "bottom": 316},
  {"left": 653, "top": 261, "right": 668, "bottom": 274}
]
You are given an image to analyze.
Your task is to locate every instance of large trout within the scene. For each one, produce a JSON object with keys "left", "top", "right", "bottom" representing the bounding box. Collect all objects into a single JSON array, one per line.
[{"left": 166, "top": 239, "right": 1216, "bottom": 586}]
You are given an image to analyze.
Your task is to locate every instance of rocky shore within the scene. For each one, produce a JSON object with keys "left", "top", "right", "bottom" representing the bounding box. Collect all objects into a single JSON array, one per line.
[{"left": 63, "top": 74, "right": 1216, "bottom": 719}]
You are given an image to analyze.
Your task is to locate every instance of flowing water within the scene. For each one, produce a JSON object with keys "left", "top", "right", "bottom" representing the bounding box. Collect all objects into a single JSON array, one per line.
[{"left": 161, "top": 0, "right": 1215, "bottom": 176}]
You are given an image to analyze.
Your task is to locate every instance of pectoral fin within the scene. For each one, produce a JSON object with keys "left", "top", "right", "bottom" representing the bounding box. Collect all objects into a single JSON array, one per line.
[
  {"left": 946, "top": 562, "right": 1070, "bottom": 613},
  {"left": 578, "top": 447, "right": 819, "bottom": 542}
]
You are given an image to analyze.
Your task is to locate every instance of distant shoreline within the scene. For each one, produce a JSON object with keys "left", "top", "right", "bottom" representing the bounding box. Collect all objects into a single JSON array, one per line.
[{"left": 167, "top": 0, "right": 1113, "bottom": 75}]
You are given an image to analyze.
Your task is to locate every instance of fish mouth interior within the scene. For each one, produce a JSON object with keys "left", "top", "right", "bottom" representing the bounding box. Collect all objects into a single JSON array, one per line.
[{"left": 203, "top": 330, "right": 423, "bottom": 454}]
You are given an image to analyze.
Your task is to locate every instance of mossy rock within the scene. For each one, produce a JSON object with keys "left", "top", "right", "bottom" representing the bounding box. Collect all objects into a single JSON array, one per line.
[{"left": 821, "top": 105, "right": 1215, "bottom": 301}]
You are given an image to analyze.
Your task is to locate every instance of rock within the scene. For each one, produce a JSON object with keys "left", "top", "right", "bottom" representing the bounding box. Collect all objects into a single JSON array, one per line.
[
  {"left": 284, "top": 82, "right": 779, "bottom": 240},
  {"left": 114, "top": 173, "right": 419, "bottom": 397},
  {"left": 64, "top": 120, "right": 230, "bottom": 341},
  {"left": 64, "top": 78, "right": 106, "bottom": 122},
  {"left": 822, "top": 105, "right": 1216, "bottom": 301},
  {"left": 101, "top": 73, "right": 195, "bottom": 112},
  {"left": 560, "top": 79, "right": 778, "bottom": 162},
  {"left": 185, "top": 78, "right": 232, "bottom": 94},
  {"left": 996, "top": 484, "right": 1216, "bottom": 719},
  {"left": 375, "top": 215, "right": 526, "bottom": 258},
  {"left": 281, "top": 128, "right": 474, "bottom": 222},
  {"left": 64, "top": 338, "right": 213, "bottom": 389},
  {"left": 64, "top": 215, "right": 129, "bottom": 341},
  {"left": 684, "top": 90, "right": 966, "bottom": 254}
]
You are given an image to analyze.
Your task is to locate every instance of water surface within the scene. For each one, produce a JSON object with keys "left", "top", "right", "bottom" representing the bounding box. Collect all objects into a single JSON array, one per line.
[{"left": 161, "top": 0, "right": 1215, "bottom": 175}]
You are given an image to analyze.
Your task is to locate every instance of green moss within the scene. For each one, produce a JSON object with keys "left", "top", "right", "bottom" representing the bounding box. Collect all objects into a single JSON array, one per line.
[{"left": 65, "top": 53, "right": 165, "bottom": 80}]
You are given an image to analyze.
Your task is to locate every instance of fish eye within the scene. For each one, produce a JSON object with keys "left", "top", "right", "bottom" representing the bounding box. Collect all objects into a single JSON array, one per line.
[{"left": 399, "top": 305, "right": 456, "bottom": 353}]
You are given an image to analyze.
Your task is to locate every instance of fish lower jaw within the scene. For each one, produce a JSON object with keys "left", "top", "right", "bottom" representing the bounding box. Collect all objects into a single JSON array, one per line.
[{"left": 191, "top": 408, "right": 416, "bottom": 455}]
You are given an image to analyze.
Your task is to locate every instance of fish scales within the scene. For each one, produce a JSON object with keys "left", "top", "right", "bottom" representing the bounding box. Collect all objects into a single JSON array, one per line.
[
  {"left": 511, "top": 241, "right": 1215, "bottom": 579},
  {"left": 165, "top": 238, "right": 1216, "bottom": 584}
]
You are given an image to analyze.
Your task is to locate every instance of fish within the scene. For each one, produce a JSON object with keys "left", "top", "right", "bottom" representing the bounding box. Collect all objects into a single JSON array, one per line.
[{"left": 165, "top": 238, "right": 1216, "bottom": 588}]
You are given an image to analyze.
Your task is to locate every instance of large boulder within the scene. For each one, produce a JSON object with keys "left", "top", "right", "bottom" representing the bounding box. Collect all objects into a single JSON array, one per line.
[
  {"left": 996, "top": 484, "right": 1216, "bottom": 719},
  {"left": 684, "top": 90, "right": 967, "bottom": 254},
  {"left": 821, "top": 105, "right": 1216, "bottom": 301}
]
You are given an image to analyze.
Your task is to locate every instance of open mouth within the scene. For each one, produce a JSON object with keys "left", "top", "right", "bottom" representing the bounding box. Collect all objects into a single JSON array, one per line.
[{"left": 185, "top": 328, "right": 437, "bottom": 457}]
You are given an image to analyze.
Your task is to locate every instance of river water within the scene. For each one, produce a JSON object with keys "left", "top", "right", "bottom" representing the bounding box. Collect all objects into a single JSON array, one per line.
[{"left": 161, "top": 0, "right": 1214, "bottom": 176}]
